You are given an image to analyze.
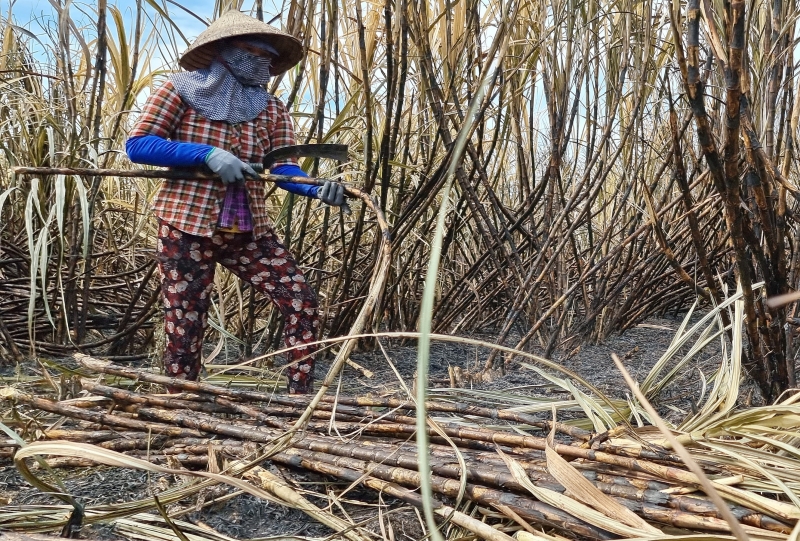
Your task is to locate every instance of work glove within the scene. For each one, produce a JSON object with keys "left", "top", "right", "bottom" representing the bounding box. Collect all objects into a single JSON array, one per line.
[
  {"left": 205, "top": 148, "right": 259, "bottom": 185},
  {"left": 318, "top": 180, "right": 346, "bottom": 207}
]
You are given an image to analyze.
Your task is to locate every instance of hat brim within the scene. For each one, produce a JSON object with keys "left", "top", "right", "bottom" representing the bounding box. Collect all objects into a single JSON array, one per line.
[{"left": 179, "top": 11, "right": 304, "bottom": 76}]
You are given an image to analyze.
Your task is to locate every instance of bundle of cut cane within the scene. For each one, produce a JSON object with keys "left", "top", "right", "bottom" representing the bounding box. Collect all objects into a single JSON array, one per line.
[{"left": 2, "top": 352, "right": 799, "bottom": 541}]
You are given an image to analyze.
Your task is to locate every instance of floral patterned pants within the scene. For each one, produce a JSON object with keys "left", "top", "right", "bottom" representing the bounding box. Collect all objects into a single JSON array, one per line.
[{"left": 156, "top": 220, "right": 319, "bottom": 394}]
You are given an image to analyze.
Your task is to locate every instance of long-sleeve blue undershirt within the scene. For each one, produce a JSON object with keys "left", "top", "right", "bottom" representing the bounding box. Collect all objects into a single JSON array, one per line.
[
  {"left": 126, "top": 135, "right": 319, "bottom": 198},
  {"left": 126, "top": 134, "right": 212, "bottom": 167},
  {"left": 271, "top": 164, "right": 318, "bottom": 198}
]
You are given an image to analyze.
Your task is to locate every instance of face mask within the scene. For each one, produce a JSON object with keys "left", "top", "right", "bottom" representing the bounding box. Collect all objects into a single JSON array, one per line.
[{"left": 220, "top": 46, "right": 272, "bottom": 86}]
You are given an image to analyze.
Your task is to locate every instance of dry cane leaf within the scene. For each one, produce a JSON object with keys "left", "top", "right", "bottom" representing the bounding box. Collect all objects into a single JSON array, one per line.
[
  {"left": 14, "top": 441, "right": 369, "bottom": 541},
  {"left": 516, "top": 532, "right": 554, "bottom": 541},
  {"left": 543, "top": 442, "right": 661, "bottom": 533},
  {"left": 789, "top": 519, "right": 800, "bottom": 541},
  {"left": 435, "top": 504, "right": 517, "bottom": 541},
  {"left": 514, "top": 531, "right": 573, "bottom": 541},
  {"left": 495, "top": 446, "right": 656, "bottom": 538}
]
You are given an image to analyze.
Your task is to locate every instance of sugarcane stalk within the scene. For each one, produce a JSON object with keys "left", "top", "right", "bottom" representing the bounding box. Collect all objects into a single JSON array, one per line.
[
  {"left": 664, "top": 493, "right": 792, "bottom": 533},
  {"left": 69, "top": 361, "right": 701, "bottom": 467},
  {"left": 297, "top": 436, "right": 634, "bottom": 511},
  {"left": 316, "top": 395, "right": 592, "bottom": 440},
  {"left": 7, "top": 384, "right": 794, "bottom": 537},
  {"left": 593, "top": 469, "right": 672, "bottom": 491},
  {"left": 75, "top": 354, "right": 371, "bottom": 412},
  {"left": 12, "top": 166, "right": 325, "bottom": 185},
  {"left": 82, "top": 379, "right": 376, "bottom": 428},
  {"left": 135, "top": 407, "right": 282, "bottom": 444},
  {"left": 76, "top": 356, "right": 593, "bottom": 441},
  {"left": 79, "top": 380, "right": 278, "bottom": 424},
  {"left": 39, "top": 429, "right": 145, "bottom": 443},
  {"left": 33, "top": 454, "right": 210, "bottom": 470},
  {"left": 0, "top": 388, "right": 202, "bottom": 438},
  {"left": 272, "top": 447, "right": 612, "bottom": 540},
  {"left": 297, "top": 418, "right": 798, "bottom": 522},
  {"left": 132, "top": 404, "right": 726, "bottom": 519},
  {"left": 290, "top": 433, "right": 787, "bottom": 531}
]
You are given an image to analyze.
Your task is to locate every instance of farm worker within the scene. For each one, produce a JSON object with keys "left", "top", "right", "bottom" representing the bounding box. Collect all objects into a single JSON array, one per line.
[{"left": 126, "top": 10, "right": 346, "bottom": 394}]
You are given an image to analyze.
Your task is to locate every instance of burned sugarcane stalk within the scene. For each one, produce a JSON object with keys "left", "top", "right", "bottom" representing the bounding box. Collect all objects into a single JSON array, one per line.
[
  {"left": 81, "top": 379, "right": 371, "bottom": 427},
  {"left": 5, "top": 379, "right": 797, "bottom": 537},
  {"left": 272, "top": 447, "right": 612, "bottom": 540},
  {"left": 0, "top": 388, "right": 203, "bottom": 439},
  {"left": 79, "top": 356, "right": 571, "bottom": 432}
]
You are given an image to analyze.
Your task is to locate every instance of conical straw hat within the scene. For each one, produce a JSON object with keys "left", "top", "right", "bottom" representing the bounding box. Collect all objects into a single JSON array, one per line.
[{"left": 179, "top": 10, "right": 303, "bottom": 76}]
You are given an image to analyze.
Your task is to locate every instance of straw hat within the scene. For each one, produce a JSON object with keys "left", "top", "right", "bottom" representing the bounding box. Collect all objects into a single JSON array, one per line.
[{"left": 179, "top": 10, "right": 303, "bottom": 76}]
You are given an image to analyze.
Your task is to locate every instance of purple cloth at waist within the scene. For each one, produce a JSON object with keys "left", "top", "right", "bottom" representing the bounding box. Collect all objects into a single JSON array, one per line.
[{"left": 218, "top": 183, "right": 253, "bottom": 231}]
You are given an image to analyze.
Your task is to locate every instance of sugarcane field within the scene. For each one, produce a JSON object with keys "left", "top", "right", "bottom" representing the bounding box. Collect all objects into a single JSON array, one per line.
[{"left": 5, "top": 0, "right": 800, "bottom": 540}]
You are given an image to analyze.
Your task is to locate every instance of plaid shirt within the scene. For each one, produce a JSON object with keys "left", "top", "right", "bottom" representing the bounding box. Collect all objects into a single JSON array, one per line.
[{"left": 130, "top": 80, "right": 298, "bottom": 238}]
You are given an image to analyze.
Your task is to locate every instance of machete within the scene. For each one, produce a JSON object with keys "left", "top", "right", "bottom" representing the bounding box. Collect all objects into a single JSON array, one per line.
[{"left": 257, "top": 143, "right": 348, "bottom": 170}]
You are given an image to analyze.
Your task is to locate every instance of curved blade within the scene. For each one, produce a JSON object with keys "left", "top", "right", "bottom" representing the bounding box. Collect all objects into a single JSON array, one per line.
[{"left": 261, "top": 144, "right": 349, "bottom": 169}]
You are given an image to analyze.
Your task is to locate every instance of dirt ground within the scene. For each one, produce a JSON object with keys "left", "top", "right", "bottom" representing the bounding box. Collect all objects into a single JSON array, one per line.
[{"left": 0, "top": 313, "right": 763, "bottom": 540}]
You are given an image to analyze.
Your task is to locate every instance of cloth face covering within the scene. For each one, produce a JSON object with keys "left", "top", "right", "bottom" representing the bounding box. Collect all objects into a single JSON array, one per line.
[
  {"left": 170, "top": 40, "right": 274, "bottom": 124},
  {"left": 220, "top": 46, "right": 272, "bottom": 86}
]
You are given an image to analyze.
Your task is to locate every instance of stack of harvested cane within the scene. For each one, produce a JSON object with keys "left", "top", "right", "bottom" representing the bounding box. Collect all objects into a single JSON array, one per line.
[{"left": 1, "top": 353, "right": 797, "bottom": 541}]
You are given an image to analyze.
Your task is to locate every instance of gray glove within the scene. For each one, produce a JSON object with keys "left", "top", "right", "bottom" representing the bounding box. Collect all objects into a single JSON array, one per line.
[
  {"left": 205, "top": 148, "right": 259, "bottom": 185},
  {"left": 318, "top": 180, "right": 346, "bottom": 207}
]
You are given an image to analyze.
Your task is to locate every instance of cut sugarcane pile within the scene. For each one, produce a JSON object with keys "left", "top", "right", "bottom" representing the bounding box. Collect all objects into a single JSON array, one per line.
[{"left": 1, "top": 353, "right": 799, "bottom": 541}]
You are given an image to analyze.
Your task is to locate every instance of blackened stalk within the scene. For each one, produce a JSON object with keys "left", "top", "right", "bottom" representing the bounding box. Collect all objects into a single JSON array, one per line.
[{"left": 78, "top": 0, "right": 108, "bottom": 344}]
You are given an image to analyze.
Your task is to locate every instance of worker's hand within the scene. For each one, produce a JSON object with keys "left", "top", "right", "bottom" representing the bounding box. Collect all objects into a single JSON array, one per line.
[
  {"left": 205, "top": 148, "right": 259, "bottom": 185},
  {"left": 318, "top": 181, "right": 352, "bottom": 215},
  {"left": 318, "top": 180, "right": 346, "bottom": 207}
]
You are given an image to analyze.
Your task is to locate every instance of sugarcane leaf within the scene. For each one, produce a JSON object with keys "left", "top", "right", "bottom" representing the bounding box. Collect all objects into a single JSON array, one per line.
[
  {"left": 789, "top": 518, "right": 800, "bottom": 541},
  {"left": 152, "top": 494, "right": 191, "bottom": 541},
  {"left": 24, "top": 178, "right": 40, "bottom": 347},
  {"left": 13, "top": 441, "right": 369, "bottom": 541},
  {"left": 143, "top": 0, "right": 191, "bottom": 46},
  {"left": 700, "top": 439, "right": 800, "bottom": 508},
  {"left": 0, "top": 419, "right": 26, "bottom": 448},
  {"left": 563, "top": 377, "right": 615, "bottom": 432},
  {"left": 0, "top": 186, "right": 16, "bottom": 214},
  {"left": 54, "top": 174, "right": 65, "bottom": 240},
  {"left": 248, "top": 467, "right": 368, "bottom": 541},
  {"left": 5, "top": 23, "right": 44, "bottom": 46},
  {"left": 640, "top": 283, "right": 762, "bottom": 397},
  {"left": 699, "top": 0, "right": 728, "bottom": 68},
  {"left": 115, "top": 513, "right": 239, "bottom": 541},
  {"left": 36, "top": 206, "right": 56, "bottom": 328},
  {"left": 0, "top": 410, "right": 80, "bottom": 512},
  {"left": 518, "top": 363, "right": 620, "bottom": 429},
  {"left": 496, "top": 446, "right": 654, "bottom": 537},
  {"left": 73, "top": 175, "right": 90, "bottom": 260},
  {"left": 543, "top": 437, "right": 661, "bottom": 533}
]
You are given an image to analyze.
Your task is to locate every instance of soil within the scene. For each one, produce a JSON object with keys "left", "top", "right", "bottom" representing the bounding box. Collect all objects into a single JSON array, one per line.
[{"left": 0, "top": 313, "right": 767, "bottom": 540}]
